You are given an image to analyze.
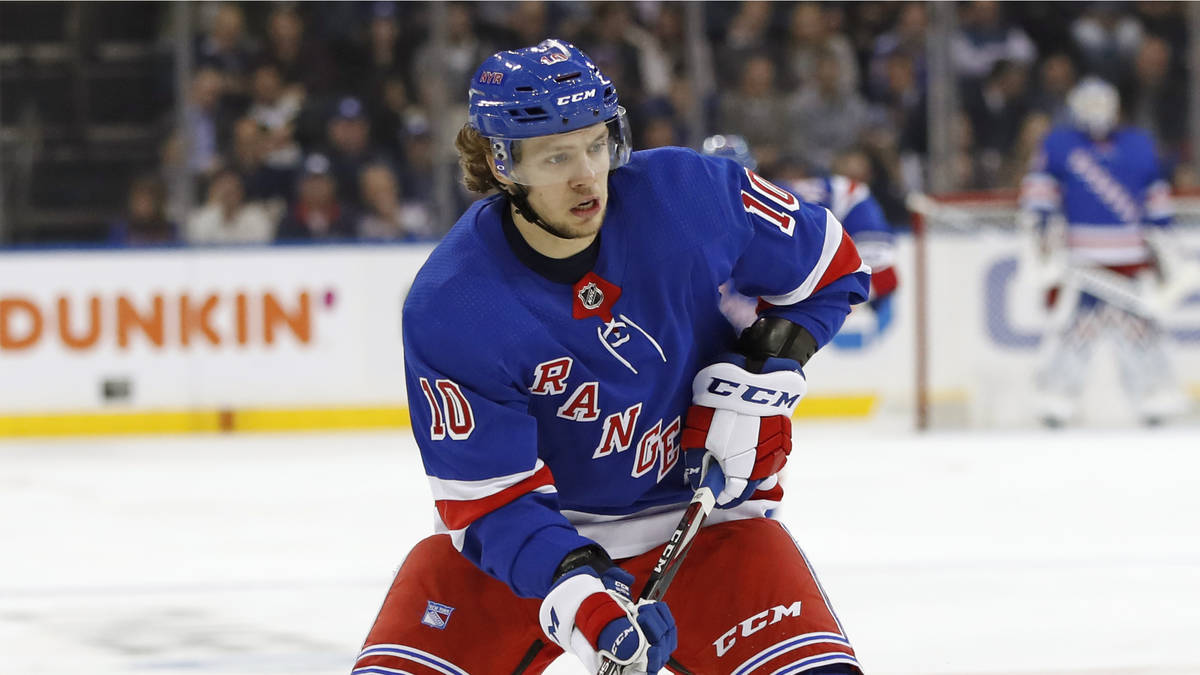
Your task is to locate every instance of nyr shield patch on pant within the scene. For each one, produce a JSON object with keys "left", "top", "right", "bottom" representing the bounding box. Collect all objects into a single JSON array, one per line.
[{"left": 421, "top": 601, "right": 455, "bottom": 629}]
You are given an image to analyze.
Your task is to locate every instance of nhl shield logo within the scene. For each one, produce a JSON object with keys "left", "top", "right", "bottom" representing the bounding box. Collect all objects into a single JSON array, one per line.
[
  {"left": 578, "top": 282, "right": 604, "bottom": 310},
  {"left": 421, "top": 600, "right": 454, "bottom": 630}
]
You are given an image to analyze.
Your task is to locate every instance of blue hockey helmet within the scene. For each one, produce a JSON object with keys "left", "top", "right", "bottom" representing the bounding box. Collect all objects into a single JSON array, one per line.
[
  {"left": 468, "top": 39, "right": 631, "bottom": 185},
  {"left": 701, "top": 134, "right": 757, "bottom": 170}
]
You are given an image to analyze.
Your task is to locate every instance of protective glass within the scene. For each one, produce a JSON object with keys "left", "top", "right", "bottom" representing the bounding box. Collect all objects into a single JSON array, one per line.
[{"left": 492, "top": 108, "right": 631, "bottom": 187}]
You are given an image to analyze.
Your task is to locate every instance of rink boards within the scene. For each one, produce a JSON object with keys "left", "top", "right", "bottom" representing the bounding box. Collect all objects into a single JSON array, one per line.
[{"left": 1, "top": 230, "right": 1198, "bottom": 435}]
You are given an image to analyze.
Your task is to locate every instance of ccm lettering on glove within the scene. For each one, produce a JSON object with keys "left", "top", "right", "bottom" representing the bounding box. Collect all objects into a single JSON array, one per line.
[
  {"left": 540, "top": 565, "right": 676, "bottom": 674},
  {"left": 682, "top": 356, "right": 805, "bottom": 508}
]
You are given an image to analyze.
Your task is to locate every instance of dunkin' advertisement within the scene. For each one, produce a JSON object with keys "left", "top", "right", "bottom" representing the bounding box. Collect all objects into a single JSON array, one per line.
[{"left": 0, "top": 245, "right": 434, "bottom": 415}]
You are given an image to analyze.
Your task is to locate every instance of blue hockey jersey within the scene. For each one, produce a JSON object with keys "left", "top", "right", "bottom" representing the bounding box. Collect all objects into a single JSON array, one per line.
[
  {"left": 1020, "top": 126, "right": 1173, "bottom": 266},
  {"left": 403, "top": 147, "right": 869, "bottom": 599}
]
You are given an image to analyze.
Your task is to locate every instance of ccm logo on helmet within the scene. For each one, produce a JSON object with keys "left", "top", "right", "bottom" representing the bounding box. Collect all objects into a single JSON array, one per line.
[
  {"left": 705, "top": 377, "right": 802, "bottom": 408},
  {"left": 714, "top": 601, "right": 803, "bottom": 658},
  {"left": 556, "top": 89, "right": 596, "bottom": 106}
]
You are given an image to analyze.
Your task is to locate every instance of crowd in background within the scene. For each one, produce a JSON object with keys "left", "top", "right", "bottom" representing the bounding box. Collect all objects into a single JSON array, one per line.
[{"left": 109, "top": 0, "right": 1194, "bottom": 246}]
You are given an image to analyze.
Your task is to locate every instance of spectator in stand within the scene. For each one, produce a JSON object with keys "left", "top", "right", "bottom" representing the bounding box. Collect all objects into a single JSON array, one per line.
[
  {"left": 246, "top": 62, "right": 303, "bottom": 177},
  {"left": 396, "top": 125, "right": 437, "bottom": 223},
  {"left": 1136, "top": 1, "right": 1187, "bottom": 57},
  {"left": 1128, "top": 35, "right": 1187, "bottom": 169},
  {"left": 951, "top": 0, "right": 1036, "bottom": 86},
  {"left": 638, "top": 99, "right": 684, "bottom": 149},
  {"left": 998, "top": 111, "right": 1052, "bottom": 189},
  {"left": 324, "top": 96, "right": 394, "bottom": 210},
  {"left": 781, "top": 2, "right": 858, "bottom": 96},
  {"left": 262, "top": 5, "right": 334, "bottom": 99},
  {"left": 717, "top": 53, "right": 790, "bottom": 170},
  {"left": 183, "top": 67, "right": 226, "bottom": 178},
  {"left": 185, "top": 168, "right": 275, "bottom": 245},
  {"left": 413, "top": 3, "right": 492, "bottom": 106},
  {"left": 340, "top": 1, "right": 415, "bottom": 101},
  {"left": 715, "top": 1, "right": 774, "bottom": 88},
  {"left": 875, "top": 51, "right": 922, "bottom": 138},
  {"left": 499, "top": 1, "right": 553, "bottom": 54},
  {"left": 578, "top": 2, "right": 669, "bottom": 108},
  {"left": 868, "top": 2, "right": 927, "bottom": 102},
  {"left": 108, "top": 175, "right": 177, "bottom": 246},
  {"left": 368, "top": 75, "right": 428, "bottom": 165},
  {"left": 195, "top": 3, "right": 257, "bottom": 105},
  {"left": 787, "top": 47, "right": 871, "bottom": 173},
  {"left": 1029, "top": 52, "right": 1078, "bottom": 123},
  {"left": 1070, "top": 2, "right": 1143, "bottom": 86},
  {"left": 356, "top": 162, "right": 433, "bottom": 241},
  {"left": 963, "top": 59, "right": 1032, "bottom": 187},
  {"left": 226, "top": 116, "right": 293, "bottom": 215},
  {"left": 277, "top": 154, "right": 356, "bottom": 242},
  {"left": 649, "top": 4, "right": 716, "bottom": 111}
]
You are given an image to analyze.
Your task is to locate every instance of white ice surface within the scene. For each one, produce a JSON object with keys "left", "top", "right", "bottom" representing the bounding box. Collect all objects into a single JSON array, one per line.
[{"left": 2, "top": 423, "right": 1199, "bottom": 675}]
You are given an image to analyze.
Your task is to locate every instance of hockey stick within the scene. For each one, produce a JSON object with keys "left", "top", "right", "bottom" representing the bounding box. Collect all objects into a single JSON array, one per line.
[{"left": 596, "top": 469, "right": 722, "bottom": 675}]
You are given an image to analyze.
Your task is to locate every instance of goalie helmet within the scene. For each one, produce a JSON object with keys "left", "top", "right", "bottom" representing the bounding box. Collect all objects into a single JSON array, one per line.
[
  {"left": 468, "top": 39, "right": 631, "bottom": 186},
  {"left": 1067, "top": 76, "right": 1120, "bottom": 139}
]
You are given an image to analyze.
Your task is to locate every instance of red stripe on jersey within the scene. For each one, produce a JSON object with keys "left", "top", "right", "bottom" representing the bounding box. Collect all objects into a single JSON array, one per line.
[
  {"left": 813, "top": 229, "right": 864, "bottom": 294},
  {"left": 435, "top": 464, "right": 555, "bottom": 530},
  {"left": 575, "top": 592, "right": 627, "bottom": 646}
]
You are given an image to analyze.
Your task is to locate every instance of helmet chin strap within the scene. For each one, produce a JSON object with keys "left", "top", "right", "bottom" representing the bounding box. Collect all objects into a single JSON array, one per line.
[{"left": 503, "top": 183, "right": 555, "bottom": 233}]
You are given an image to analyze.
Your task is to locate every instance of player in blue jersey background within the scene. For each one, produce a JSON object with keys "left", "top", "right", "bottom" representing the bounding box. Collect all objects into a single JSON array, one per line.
[
  {"left": 1019, "top": 76, "right": 1188, "bottom": 427},
  {"left": 701, "top": 134, "right": 899, "bottom": 350},
  {"left": 354, "top": 40, "right": 869, "bottom": 675}
]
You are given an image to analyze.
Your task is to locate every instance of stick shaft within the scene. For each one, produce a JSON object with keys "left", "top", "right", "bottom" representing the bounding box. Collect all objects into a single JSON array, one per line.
[{"left": 596, "top": 482, "right": 717, "bottom": 675}]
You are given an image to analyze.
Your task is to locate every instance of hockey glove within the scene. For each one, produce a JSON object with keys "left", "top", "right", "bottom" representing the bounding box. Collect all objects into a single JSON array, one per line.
[
  {"left": 539, "top": 564, "right": 676, "bottom": 674},
  {"left": 682, "top": 353, "right": 805, "bottom": 508}
]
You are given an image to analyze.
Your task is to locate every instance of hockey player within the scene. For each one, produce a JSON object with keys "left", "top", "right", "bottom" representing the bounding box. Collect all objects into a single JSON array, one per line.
[
  {"left": 1020, "top": 76, "right": 1186, "bottom": 426},
  {"left": 353, "top": 40, "right": 869, "bottom": 675},
  {"left": 701, "top": 135, "right": 898, "bottom": 343}
]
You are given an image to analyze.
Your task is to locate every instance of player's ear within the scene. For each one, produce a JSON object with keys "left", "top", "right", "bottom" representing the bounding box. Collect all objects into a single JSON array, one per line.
[{"left": 487, "top": 154, "right": 514, "bottom": 189}]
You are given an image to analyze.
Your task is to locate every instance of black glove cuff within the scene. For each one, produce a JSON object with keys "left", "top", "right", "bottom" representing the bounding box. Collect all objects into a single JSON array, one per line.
[
  {"left": 552, "top": 544, "right": 614, "bottom": 582},
  {"left": 735, "top": 316, "right": 818, "bottom": 373}
]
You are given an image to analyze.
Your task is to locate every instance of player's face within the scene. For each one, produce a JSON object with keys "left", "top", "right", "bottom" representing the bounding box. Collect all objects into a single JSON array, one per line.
[{"left": 512, "top": 123, "right": 611, "bottom": 239}]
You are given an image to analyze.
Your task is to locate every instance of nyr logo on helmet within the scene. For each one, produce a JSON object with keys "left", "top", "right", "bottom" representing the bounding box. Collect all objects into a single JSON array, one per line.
[
  {"left": 540, "top": 51, "right": 568, "bottom": 65},
  {"left": 556, "top": 89, "right": 596, "bottom": 106},
  {"left": 478, "top": 71, "right": 504, "bottom": 85},
  {"left": 578, "top": 282, "right": 604, "bottom": 310}
]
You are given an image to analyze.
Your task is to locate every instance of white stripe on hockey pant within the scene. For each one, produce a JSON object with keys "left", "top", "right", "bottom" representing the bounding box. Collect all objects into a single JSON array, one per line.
[
  {"left": 352, "top": 668, "right": 416, "bottom": 675},
  {"left": 732, "top": 632, "right": 853, "bottom": 675},
  {"left": 427, "top": 459, "right": 551, "bottom": 502},
  {"left": 355, "top": 644, "right": 470, "bottom": 675},
  {"left": 762, "top": 210, "right": 848, "bottom": 306},
  {"left": 769, "top": 653, "right": 862, "bottom": 675}
]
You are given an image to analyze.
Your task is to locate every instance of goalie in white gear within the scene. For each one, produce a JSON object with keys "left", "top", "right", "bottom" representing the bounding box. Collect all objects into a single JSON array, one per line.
[{"left": 1019, "top": 76, "right": 1190, "bottom": 426}]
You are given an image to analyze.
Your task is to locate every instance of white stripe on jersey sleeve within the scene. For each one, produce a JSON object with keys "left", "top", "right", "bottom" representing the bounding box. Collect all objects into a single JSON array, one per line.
[
  {"left": 760, "top": 209, "right": 848, "bottom": 306},
  {"left": 426, "top": 459, "right": 550, "bottom": 502}
]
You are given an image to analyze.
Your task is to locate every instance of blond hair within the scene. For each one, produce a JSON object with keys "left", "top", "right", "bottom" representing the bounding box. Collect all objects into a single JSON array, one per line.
[{"left": 455, "top": 125, "right": 505, "bottom": 195}]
